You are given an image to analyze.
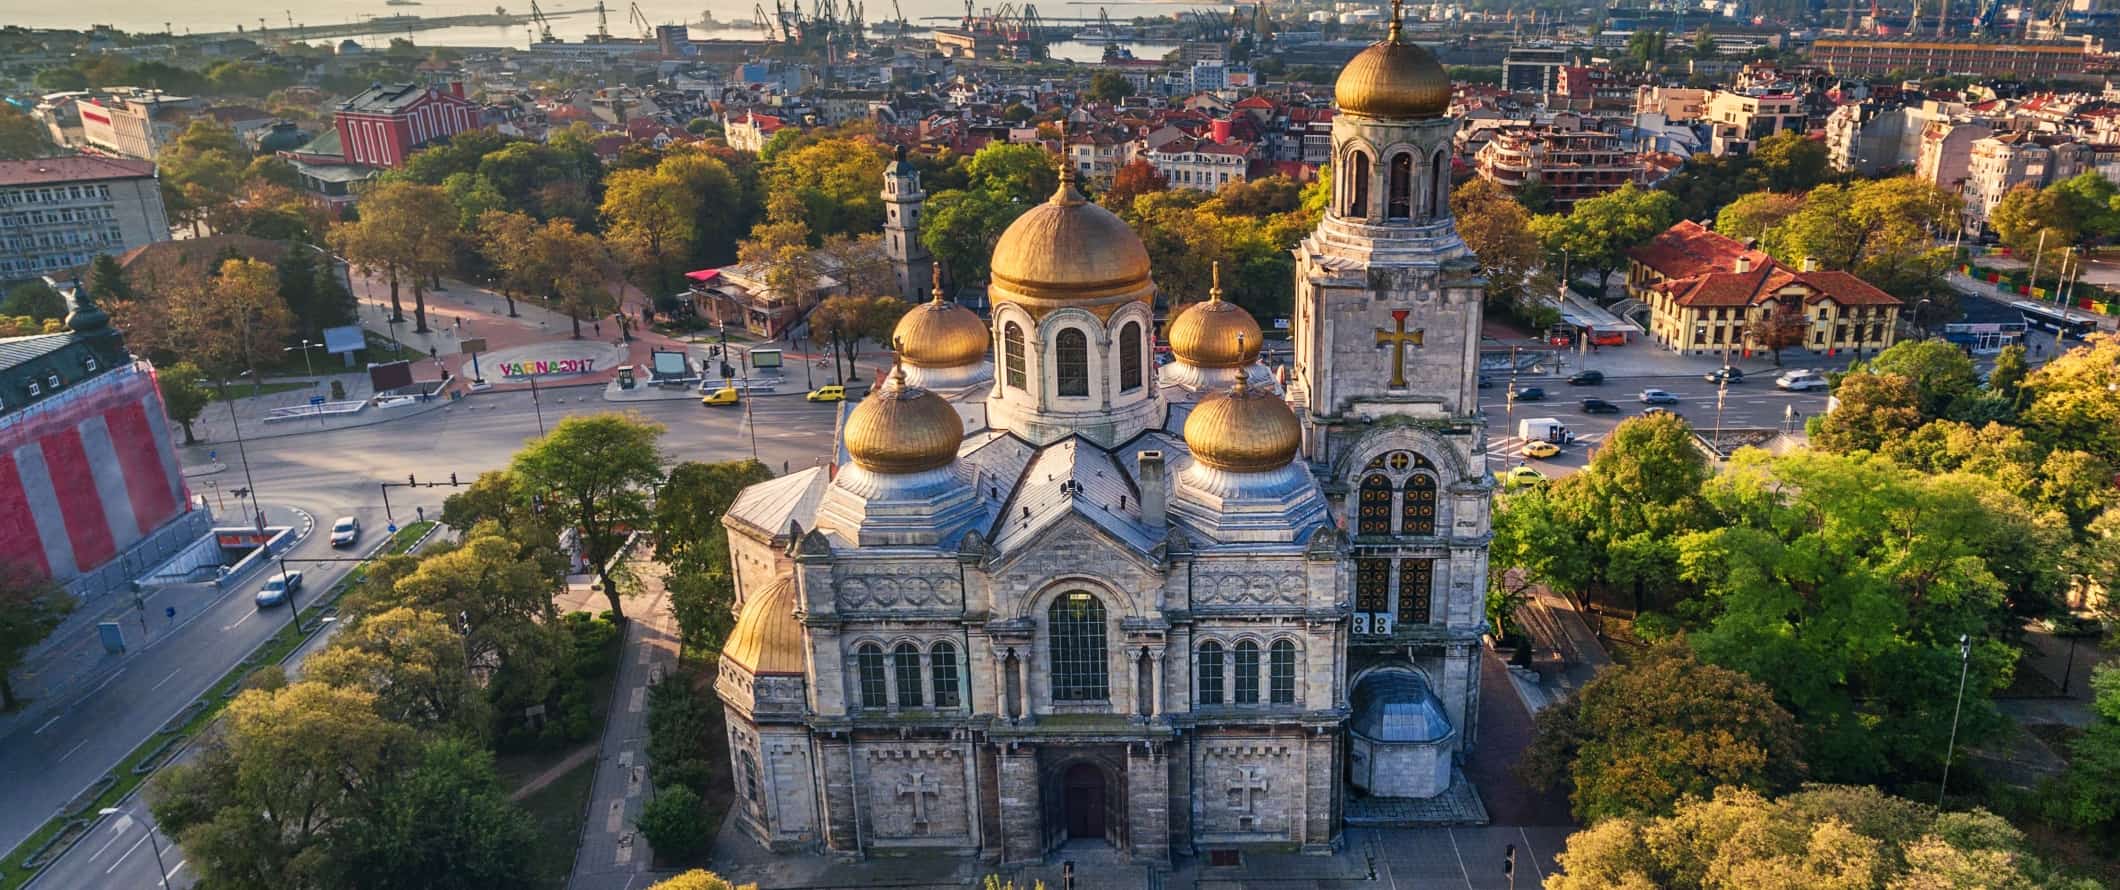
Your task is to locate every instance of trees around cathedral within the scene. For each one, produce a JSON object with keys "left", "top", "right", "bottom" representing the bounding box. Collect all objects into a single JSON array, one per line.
[
  {"left": 655, "top": 460, "right": 775, "bottom": 655},
  {"left": 510, "top": 414, "right": 667, "bottom": 620},
  {"left": 1529, "top": 183, "right": 1678, "bottom": 295}
]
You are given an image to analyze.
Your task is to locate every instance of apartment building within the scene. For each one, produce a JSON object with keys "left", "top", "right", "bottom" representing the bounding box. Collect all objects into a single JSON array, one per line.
[
  {"left": 0, "top": 157, "right": 170, "bottom": 282},
  {"left": 1915, "top": 118, "right": 1994, "bottom": 193},
  {"left": 1962, "top": 133, "right": 2096, "bottom": 233},
  {"left": 1503, "top": 44, "right": 1569, "bottom": 94},
  {"left": 1705, "top": 90, "right": 1806, "bottom": 156},
  {"left": 1147, "top": 137, "right": 1250, "bottom": 190},
  {"left": 1634, "top": 86, "right": 1711, "bottom": 121},
  {"left": 77, "top": 89, "right": 199, "bottom": 160},
  {"left": 1473, "top": 126, "right": 1649, "bottom": 207}
]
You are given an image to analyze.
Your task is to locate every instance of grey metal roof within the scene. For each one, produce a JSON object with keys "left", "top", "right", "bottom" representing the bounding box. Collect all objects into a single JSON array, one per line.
[
  {"left": 988, "top": 439, "right": 1159, "bottom": 555},
  {"left": 725, "top": 466, "right": 828, "bottom": 537},
  {"left": 1351, "top": 671, "right": 1453, "bottom": 743}
]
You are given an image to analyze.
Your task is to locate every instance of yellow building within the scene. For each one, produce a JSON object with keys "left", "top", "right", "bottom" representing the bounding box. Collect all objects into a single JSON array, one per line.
[{"left": 1630, "top": 220, "right": 1903, "bottom": 359}]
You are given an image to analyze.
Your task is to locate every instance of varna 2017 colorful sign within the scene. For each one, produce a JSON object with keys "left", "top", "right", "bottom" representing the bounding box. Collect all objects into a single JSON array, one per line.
[{"left": 498, "top": 359, "right": 598, "bottom": 377}]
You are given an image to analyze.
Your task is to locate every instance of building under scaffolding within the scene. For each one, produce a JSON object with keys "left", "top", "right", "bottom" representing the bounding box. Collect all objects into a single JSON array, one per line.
[{"left": 933, "top": 1, "right": 1045, "bottom": 59}]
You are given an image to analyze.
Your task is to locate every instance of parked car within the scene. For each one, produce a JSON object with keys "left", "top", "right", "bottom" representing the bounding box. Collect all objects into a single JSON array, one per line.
[
  {"left": 328, "top": 516, "right": 360, "bottom": 548},
  {"left": 255, "top": 571, "right": 304, "bottom": 608},
  {"left": 1579, "top": 398, "right": 1621, "bottom": 414},
  {"left": 1512, "top": 386, "right": 1546, "bottom": 401},
  {"left": 1704, "top": 366, "right": 1746, "bottom": 384},
  {"left": 1522, "top": 440, "right": 1561, "bottom": 459},
  {"left": 1776, "top": 370, "right": 1829, "bottom": 392},
  {"left": 806, "top": 384, "right": 846, "bottom": 402},
  {"left": 1567, "top": 370, "right": 1604, "bottom": 385},
  {"left": 1639, "top": 388, "right": 1680, "bottom": 404}
]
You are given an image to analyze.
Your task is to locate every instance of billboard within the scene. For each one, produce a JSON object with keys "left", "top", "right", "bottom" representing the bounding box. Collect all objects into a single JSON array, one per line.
[
  {"left": 323, "top": 325, "right": 366, "bottom": 355},
  {"left": 369, "top": 360, "right": 414, "bottom": 391}
]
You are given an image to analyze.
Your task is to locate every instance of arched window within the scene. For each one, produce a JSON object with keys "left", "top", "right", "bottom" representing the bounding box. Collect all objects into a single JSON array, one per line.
[
  {"left": 1358, "top": 473, "right": 1394, "bottom": 536},
  {"left": 893, "top": 642, "right": 924, "bottom": 707},
  {"left": 1118, "top": 321, "right": 1143, "bottom": 392},
  {"left": 856, "top": 643, "right": 888, "bottom": 709},
  {"left": 1430, "top": 150, "right": 1451, "bottom": 219},
  {"left": 930, "top": 642, "right": 961, "bottom": 709},
  {"left": 1048, "top": 593, "right": 1108, "bottom": 701},
  {"left": 1233, "top": 640, "right": 1261, "bottom": 705},
  {"left": 1197, "top": 641, "right": 1225, "bottom": 705},
  {"left": 1269, "top": 640, "right": 1297, "bottom": 704},
  {"left": 1387, "top": 152, "right": 1413, "bottom": 220},
  {"left": 1401, "top": 474, "right": 1437, "bottom": 536},
  {"left": 1003, "top": 322, "right": 1027, "bottom": 390},
  {"left": 740, "top": 750, "right": 763, "bottom": 803},
  {"left": 1055, "top": 328, "right": 1089, "bottom": 397},
  {"left": 1347, "top": 151, "right": 1371, "bottom": 218}
]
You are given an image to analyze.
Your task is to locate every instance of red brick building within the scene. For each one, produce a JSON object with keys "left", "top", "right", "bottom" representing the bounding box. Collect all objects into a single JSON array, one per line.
[{"left": 333, "top": 82, "right": 480, "bottom": 169}]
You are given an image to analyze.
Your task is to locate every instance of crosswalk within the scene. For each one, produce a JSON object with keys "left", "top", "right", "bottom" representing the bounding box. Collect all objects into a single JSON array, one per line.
[{"left": 1485, "top": 431, "right": 1607, "bottom": 461}]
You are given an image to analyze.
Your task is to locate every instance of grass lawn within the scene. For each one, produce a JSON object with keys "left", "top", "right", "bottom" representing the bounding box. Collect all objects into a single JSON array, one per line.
[{"left": 517, "top": 756, "right": 599, "bottom": 889}]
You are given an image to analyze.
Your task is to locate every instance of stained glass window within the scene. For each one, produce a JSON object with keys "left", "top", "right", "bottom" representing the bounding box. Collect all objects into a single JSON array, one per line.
[
  {"left": 1233, "top": 640, "right": 1260, "bottom": 705},
  {"left": 930, "top": 642, "right": 960, "bottom": 709},
  {"left": 1402, "top": 474, "right": 1437, "bottom": 536},
  {"left": 1197, "top": 641, "right": 1224, "bottom": 705},
  {"left": 1355, "top": 558, "right": 1390, "bottom": 614},
  {"left": 893, "top": 642, "right": 924, "bottom": 707},
  {"left": 1056, "top": 328, "right": 1089, "bottom": 397},
  {"left": 857, "top": 643, "right": 887, "bottom": 709},
  {"left": 1049, "top": 593, "right": 1108, "bottom": 701},
  {"left": 1269, "top": 640, "right": 1297, "bottom": 704},
  {"left": 1358, "top": 473, "right": 1393, "bottom": 536},
  {"left": 1398, "top": 559, "right": 1434, "bottom": 624},
  {"left": 1119, "top": 321, "right": 1143, "bottom": 392}
]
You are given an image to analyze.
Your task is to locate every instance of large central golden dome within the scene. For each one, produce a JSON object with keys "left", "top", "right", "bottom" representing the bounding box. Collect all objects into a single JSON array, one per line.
[
  {"left": 1335, "top": 13, "right": 1451, "bottom": 119},
  {"left": 988, "top": 169, "right": 1153, "bottom": 317},
  {"left": 1184, "top": 378, "right": 1302, "bottom": 473},
  {"left": 844, "top": 365, "right": 965, "bottom": 473},
  {"left": 1166, "top": 264, "right": 1262, "bottom": 370},
  {"left": 894, "top": 272, "right": 989, "bottom": 369}
]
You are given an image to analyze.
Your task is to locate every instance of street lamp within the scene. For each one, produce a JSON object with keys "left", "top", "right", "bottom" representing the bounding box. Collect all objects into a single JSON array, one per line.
[
  {"left": 283, "top": 338, "right": 321, "bottom": 378},
  {"left": 98, "top": 808, "right": 170, "bottom": 890},
  {"left": 613, "top": 310, "right": 633, "bottom": 343},
  {"left": 1939, "top": 633, "right": 1972, "bottom": 806}
]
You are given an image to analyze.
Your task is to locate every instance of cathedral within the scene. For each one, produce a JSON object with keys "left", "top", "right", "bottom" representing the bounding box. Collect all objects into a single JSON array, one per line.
[{"left": 713, "top": 11, "right": 1492, "bottom": 865}]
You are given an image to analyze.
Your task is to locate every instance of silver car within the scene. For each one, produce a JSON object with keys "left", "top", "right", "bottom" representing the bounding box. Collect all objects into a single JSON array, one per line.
[
  {"left": 255, "top": 571, "right": 304, "bottom": 608},
  {"left": 329, "top": 516, "right": 360, "bottom": 547}
]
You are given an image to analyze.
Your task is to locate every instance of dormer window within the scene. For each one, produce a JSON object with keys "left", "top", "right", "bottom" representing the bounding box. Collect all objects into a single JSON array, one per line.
[
  {"left": 46, "top": 372, "right": 61, "bottom": 389},
  {"left": 83, "top": 356, "right": 97, "bottom": 372},
  {"left": 26, "top": 380, "right": 40, "bottom": 397}
]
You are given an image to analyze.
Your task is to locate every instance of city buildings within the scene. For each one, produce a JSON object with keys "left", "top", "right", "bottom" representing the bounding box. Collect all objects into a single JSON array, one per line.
[
  {"left": 1146, "top": 135, "right": 1251, "bottom": 190},
  {"left": 1808, "top": 36, "right": 2097, "bottom": 81},
  {"left": 1502, "top": 44, "right": 1568, "bottom": 94},
  {"left": 1628, "top": 220, "right": 1903, "bottom": 358},
  {"left": 1704, "top": 90, "right": 1806, "bottom": 156},
  {"left": 0, "top": 156, "right": 170, "bottom": 282},
  {"left": 329, "top": 81, "right": 481, "bottom": 169},
  {"left": 77, "top": 89, "right": 198, "bottom": 160},
  {"left": 1960, "top": 132, "right": 2097, "bottom": 234},
  {"left": 1473, "top": 125, "right": 1658, "bottom": 207}
]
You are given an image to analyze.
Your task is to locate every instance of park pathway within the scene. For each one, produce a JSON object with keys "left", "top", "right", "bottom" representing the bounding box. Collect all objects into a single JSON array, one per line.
[{"left": 568, "top": 558, "right": 681, "bottom": 890}]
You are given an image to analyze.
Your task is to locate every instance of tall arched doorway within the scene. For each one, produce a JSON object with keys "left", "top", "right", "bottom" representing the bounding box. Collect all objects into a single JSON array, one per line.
[{"left": 1063, "top": 762, "right": 1108, "bottom": 841}]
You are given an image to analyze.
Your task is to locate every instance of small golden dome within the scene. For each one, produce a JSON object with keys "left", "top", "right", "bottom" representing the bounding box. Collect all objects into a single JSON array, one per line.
[
  {"left": 894, "top": 270, "right": 990, "bottom": 369},
  {"left": 1167, "top": 263, "right": 1262, "bottom": 370},
  {"left": 989, "top": 168, "right": 1153, "bottom": 316},
  {"left": 1184, "top": 378, "right": 1302, "bottom": 473},
  {"left": 1334, "top": 8, "right": 1451, "bottom": 120},
  {"left": 724, "top": 578, "right": 804, "bottom": 676},
  {"left": 844, "top": 364, "right": 964, "bottom": 474}
]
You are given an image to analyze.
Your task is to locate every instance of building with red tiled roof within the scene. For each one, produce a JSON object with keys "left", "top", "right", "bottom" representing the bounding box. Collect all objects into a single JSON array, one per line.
[
  {"left": 0, "top": 156, "right": 169, "bottom": 280},
  {"left": 1631, "top": 220, "right": 1904, "bottom": 358}
]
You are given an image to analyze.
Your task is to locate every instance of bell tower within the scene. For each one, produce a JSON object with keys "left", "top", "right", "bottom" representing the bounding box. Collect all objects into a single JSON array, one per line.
[
  {"left": 1289, "top": 0, "right": 1494, "bottom": 777},
  {"left": 882, "top": 143, "right": 932, "bottom": 303}
]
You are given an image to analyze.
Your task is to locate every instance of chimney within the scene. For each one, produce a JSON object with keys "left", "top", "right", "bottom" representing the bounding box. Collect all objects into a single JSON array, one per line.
[
  {"left": 1801, "top": 256, "right": 1819, "bottom": 272},
  {"left": 1211, "top": 117, "right": 1232, "bottom": 143},
  {"left": 1137, "top": 451, "right": 1168, "bottom": 528},
  {"left": 451, "top": 81, "right": 465, "bottom": 99},
  {"left": 1733, "top": 255, "right": 1753, "bottom": 274}
]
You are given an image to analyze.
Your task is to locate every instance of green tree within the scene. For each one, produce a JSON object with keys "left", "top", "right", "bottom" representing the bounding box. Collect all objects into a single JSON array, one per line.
[
  {"left": 0, "top": 568, "right": 74, "bottom": 711},
  {"left": 332, "top": 180, "right": 456, "bottom": 333},
  {"left": 0, "top": 103, "right": 51, "bottom": 160},
  {"left": 1712, "top": 191, "right": 1804, "bottom": 241},
  {"left": 964, "top": 142, "right": 1059, "bottom": 206},
  {"left": 1104, "top": 159, "right": 1169, "bottom": 208},
  {"left": 148, "top": 682, "right": 412, "bottom": 890},
  {"left": 88, "top": 253, "right": 131, "bottom": 304},
  {"left": 760, "top": 137, "right": 887, "bottom": 239},
  {"left": 170, "top": 258, "right": 295, "bottom": 387},
  {"left": 1530, "top": 182, "right": 1678, "bottom": 293},
  {"left": 276, "top": 246, "right": 356, "bottom": 341},
  {"left": 809, "top": 293, "right": 908, "bottom": 384},
  {"left": 1550, "top": 414, "right": 1710, "bottom": 613},
  {"left": 1761, "top": 177, "right": 1957, "bottom": 299},
  {"left": 324, "top": 737, "right": 538, "bottom": 890},
  {"left": 654, "top": 460, "right": 775, "bottom": 577},
  {"left": 921, "top": 186, "right": 1024, "bottom": 285},
  {"left": 1520, "top": 645, "right": 1806, "bottom": 823},
  {"left": 157, "top": 361, "right": 213, "bottom": 445},
  {"left": 1451, "top": 178, "right": 1544, "bottom": 320},
  {"left": 2016, "top": 333, "right": 2120, "bottom": 464},
  {"left": 1810, "top": 371, "right": 1922, "bottom": 453},
  {"left": 1748, "top": 130, "right": 1829, "bottom": 192},
  {"left": 1549, "top": 785, "right": 2099, "bottom": 889},
  {"left": 345, "top": 529, "right": 562, "bottom": 690},
  {"left": 2044, "top": 666, "right": 2120, "bottom": 838},
  {"left": 32, "top": 66, "right": 89, "bottom": 92},
  {"left": 0, "top": 281, "right": 65, "bottom": 321},
  {"left": 510, "top": 414, "right": 666, "bottom": 620},
  {"left": 1087, "top": 70, "right": 1136, "bottom": 102},
  {"left": 637, "top": 785, "right": 712, "bottom": 862},
  {"left": 1988, "top": 343, "right": 2030, "bottom": 408},
  {"left": 1863, "top": 337, "right": 1979, "bottom": 419},
  {"left": 305, "top": 607, "right": 490, "bottom": 738},
  {"left": 1677, "top": 450, "right": 2020, "bottom": 781},
  {"left": 601, "top": 164, "right": 700, "bottom": 299},
  {"left": 158, "top": 119, "right": 249, "bottom": 236}
]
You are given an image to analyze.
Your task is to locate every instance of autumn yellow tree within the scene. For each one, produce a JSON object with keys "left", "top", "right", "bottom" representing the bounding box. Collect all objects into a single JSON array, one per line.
[
  {"left": 601, "top": 165, "right": 700, "bottom": 300},
  {"left": 648, "top": 870, "right": 759, "bottom": 890},
  {"left": 331, "top": 180, "right": 455, "bottom": 333},
  {"left": 168, "top": 258, "right": 295, "bottom": 391}
]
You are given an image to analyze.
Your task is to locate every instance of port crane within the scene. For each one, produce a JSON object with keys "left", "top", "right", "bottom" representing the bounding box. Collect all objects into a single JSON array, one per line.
[
  {"left": 529, "top": 0, "right": 555, "bottom": 42},
  {"left": 629, "top": 0, "right": 652, "bottom": 37}
]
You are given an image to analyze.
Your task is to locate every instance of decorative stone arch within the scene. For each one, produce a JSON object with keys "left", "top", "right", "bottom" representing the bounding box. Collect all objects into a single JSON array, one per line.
[
  {"left": 1039, "top": 748, "right": 1129, "bottom": 849},
  {"left": 1022, "top": 577, "right": 1136, "bottom": 714},
  {"left": 1385, "top": 149, "right": 1417, "bottom": 221},
  {"left": 1428, "top": 147, "right": 1452, "bottom": 220},
  {"left": 1339, "top": 137, "right": 1380, "bottom": 220},
  {"left": 1348, "top": 660, "right": 1442, "bottom": 696},
  {"left": 1335, "top": 426, "right": 1470, "bottom": 493},
  {"left": 992, "top": 303, "right": 1038, "bottom": 393},
  {"left": 1037, "top": 306, "right": 1108, "bottom": 404}
]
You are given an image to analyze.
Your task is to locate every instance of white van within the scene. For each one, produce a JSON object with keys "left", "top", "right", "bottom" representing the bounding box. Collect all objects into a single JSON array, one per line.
[{"left": 1775, "top": 370, "right": 1828, "bottom": 392}]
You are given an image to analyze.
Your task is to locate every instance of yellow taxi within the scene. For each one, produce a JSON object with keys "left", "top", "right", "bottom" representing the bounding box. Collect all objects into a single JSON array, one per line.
[
  {"left": 1522, "top": 440, "right": 1561, "bottom": 459},
  {"left": 806, "top": 384, "right": 847, "bottom": 403},
  {"left": 700, "top": 386, "right": 740, "bottom": 406},
  {"left": 1497, "top": 466, "right": 1547, "bottom": 489}
]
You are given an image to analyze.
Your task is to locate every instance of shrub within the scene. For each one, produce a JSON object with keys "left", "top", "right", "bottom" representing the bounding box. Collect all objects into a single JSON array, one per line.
[{"left": 638, "top": 784, "right": 710, "bottom": 861}]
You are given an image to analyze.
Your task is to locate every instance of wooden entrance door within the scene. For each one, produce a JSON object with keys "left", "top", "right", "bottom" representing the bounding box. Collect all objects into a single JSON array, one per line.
[{"left": 1063, "top": 763, "right": 1106, "bottom": 840}]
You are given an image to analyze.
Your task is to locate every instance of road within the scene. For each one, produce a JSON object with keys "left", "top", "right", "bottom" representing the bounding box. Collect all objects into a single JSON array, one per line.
[
  {"left": 1479, "top": 373, "right": 1832, "bottom": 475},
  {"left": 16, "top": 391, "right": 840, "bottom": 890}
]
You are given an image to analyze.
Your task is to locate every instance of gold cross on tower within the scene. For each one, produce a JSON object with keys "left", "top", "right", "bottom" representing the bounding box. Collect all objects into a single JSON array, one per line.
[{"left": 1375, "top": 309, "right": 1424, "bottom": 389}]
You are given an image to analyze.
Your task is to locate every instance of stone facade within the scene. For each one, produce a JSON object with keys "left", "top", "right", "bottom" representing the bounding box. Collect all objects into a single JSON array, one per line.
[{"left": 714, "top": 41, "right": 1492, "bottom": 867}]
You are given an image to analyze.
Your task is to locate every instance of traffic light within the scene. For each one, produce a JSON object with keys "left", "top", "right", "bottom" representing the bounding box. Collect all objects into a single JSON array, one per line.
[
  {"left": 450, "top": 472, "right": 459, "bottom": 486},
  {"left": 408, "top": 474, "right": 417, "bottom": 487},
  {"left": 231, "top": 487, "right": 250, "bottom": 499}
]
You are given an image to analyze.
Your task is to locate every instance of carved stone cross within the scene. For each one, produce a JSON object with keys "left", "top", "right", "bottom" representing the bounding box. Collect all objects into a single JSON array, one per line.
[
  {"left": 898, "top": 771, "right": 942, "bottom": 824},
  {"left": 1375, "top": 309, "right": 1425, "bottom": 389},
  {"left": 1230, "top": 766, "right": 1269, "bottom": 814}
]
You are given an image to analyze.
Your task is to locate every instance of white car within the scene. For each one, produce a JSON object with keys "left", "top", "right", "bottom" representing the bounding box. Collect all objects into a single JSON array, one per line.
[
  {"left": 329, "top": 516, "right": 360, "bottom": 547},
  {"left": 1776, "top": 370, "right": 1828, "bottom": 392}
]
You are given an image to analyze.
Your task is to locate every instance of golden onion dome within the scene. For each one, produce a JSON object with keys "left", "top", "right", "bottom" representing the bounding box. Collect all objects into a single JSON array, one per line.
[
  {"left": 1334, "top": 8, "right": 1451, "bottom": 120},
  {"left": 843, "top": 364, "right": 965, "bottom": 474},
  {"left": 1184, "top": 377, "right": 1302, "bottom": 473},
  {"left": 894, "top": 270, "right": 990, "bottom": 369},
  {"left": 988, "top": 167, "right": 1153, "bottom": 316},
  {"left": 1167, "top": 263, "right": 1262, "bottom": 370},
  {"left": 723, "top": 578, "right": 804, "bottom": 676}
]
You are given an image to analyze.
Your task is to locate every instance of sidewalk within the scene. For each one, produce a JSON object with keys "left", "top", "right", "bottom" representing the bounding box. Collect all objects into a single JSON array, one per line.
[
  {"left": 567, "top": 557, "right": 682, "bottom": 890},
  {"left": 0, "top": 503, "right": 307, "bottom": 741}
]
